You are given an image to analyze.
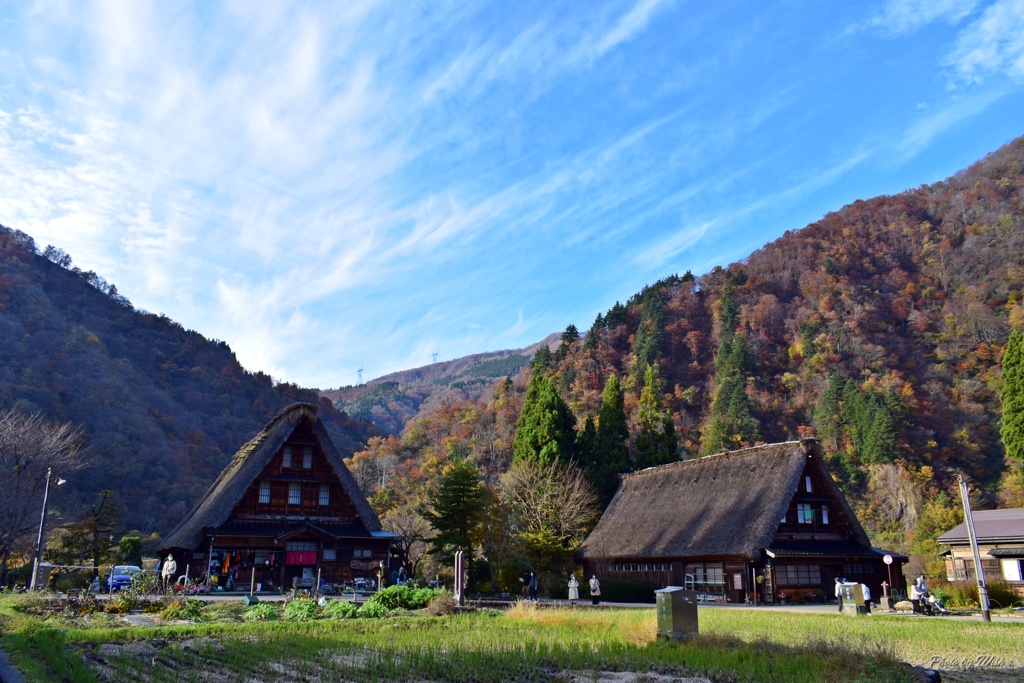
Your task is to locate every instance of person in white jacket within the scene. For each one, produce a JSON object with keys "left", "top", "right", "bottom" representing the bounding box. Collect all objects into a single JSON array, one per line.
[{"left": 860, "top": 583, "right": 871, "bottom": 614}]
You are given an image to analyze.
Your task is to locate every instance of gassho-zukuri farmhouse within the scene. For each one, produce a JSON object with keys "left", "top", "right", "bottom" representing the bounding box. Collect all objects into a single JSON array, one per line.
[
  {"left": 577, "top": 439, "right": 907, "bottom": 603},
  {"left": 157, "top": 403, "right": 398, "bottom": 591}
]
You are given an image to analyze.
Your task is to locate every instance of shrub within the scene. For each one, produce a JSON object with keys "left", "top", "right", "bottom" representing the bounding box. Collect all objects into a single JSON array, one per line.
[
  {"left": 244, "top": 603, "right": 281, "bottom": 622},
  {"left": 357, "top": 600, "right": 392, "bottom": 619},
  {"left": 283, "top": 598, "right": 320, "bottom": 622},
  {"left": 423, "top": 592, "right": 458, "bottom": 616},
  {"left": 161, "top": 598, "right": 204, "bottom": 622},
  {"left": 103, "top": 587, "right": 166, "bottom": 614},
  {"left": 942, "top": 579, "right": 1021, "bottom": 609},
  {"left": 595, "top": 579, "right": 658, "bottom": 603},
  {"left": 364, "top": 585, "right": 444, "bottom": 611},
  {"left": 321, "top": 600, "right": 360, "bottom": 619}
]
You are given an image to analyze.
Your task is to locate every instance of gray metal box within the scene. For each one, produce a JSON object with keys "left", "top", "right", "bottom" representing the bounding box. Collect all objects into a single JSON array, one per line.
[
  {"left": 840, "top": 582, "right": 867, "bottom": 616},
  {"left": 655, "top": 587, "right": 698, "bottom": 640}
]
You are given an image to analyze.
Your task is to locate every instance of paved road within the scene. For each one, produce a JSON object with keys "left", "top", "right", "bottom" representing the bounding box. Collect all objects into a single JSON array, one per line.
[{"left": 0, "top": 645, "right": 23, "bottom": 683}]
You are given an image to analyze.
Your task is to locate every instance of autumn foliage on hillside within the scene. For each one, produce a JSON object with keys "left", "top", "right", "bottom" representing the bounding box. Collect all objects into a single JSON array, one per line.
[{"left": 352, "top": 135, "right": 1024, "bottom": 573}]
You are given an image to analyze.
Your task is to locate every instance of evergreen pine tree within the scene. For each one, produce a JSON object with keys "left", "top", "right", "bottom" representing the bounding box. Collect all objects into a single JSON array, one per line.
[
  {"left": 813, "top": 372, "right": 845, "bottom": 449},
  {"left": 592, "top": 375, "right": 631, "bottom": 503},
  {"left": 422, "top": 459, "right": 489, "bottom": 585},
  {"left": 513, "top": 373, "right": 577, "bottom": 467},
  {"left": 531, "top": 345, "right": 553, "bottom": 372},
  {"left": 1002, "top": 330, "right": 1024, "bottom": 463},
  {"left": 575, "top": 415, "right": 598, "bottom": 467},
  {"left": 635, "top": 364, "right": 677, "bottom": 469},
  {"left": 605, "top": 301, "right": 627, "bottom": 329},
  {"left": 583, "top": 314, "right": 603, "bottom": 351},
  {"left": 631, "top": 290, "right": 665, "bottom": 379},
  {"left": 556, "top": 324, "right": 580, "bottom": 361},
  {"left": 703, "top": 334, "right": 759, "bottom": 454}
]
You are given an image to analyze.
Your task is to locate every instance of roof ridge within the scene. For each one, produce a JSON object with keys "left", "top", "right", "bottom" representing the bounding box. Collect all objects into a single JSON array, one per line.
[{"left": 622, "top": 439, "right": 809, "bottom": 480}]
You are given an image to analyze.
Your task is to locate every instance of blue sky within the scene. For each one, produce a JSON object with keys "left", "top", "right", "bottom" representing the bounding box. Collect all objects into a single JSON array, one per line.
[{"left": 1, "top": 1, "right": 1023, "bottom": 388}]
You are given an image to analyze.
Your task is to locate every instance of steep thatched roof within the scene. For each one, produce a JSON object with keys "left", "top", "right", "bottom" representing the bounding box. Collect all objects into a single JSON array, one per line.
[
  {"left": 158, "top": 403, "right": 380, "bottom": 552},
  {"left": 577, "top": 439, "right": 871, "bottom": 562}
]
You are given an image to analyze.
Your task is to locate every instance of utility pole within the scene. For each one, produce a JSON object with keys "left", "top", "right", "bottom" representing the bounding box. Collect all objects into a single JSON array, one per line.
[
  {"left": 432, "top": 351, "right": 438, "bottom": 364},
  {"left": 357, "top": 367, "right": 363, "bottom": 386},
  {"left": 957, "top": 474, "right": 991, "bottom": 622},
  {"left": 30, "top": 468, "right": 64, "bottom": 590}
]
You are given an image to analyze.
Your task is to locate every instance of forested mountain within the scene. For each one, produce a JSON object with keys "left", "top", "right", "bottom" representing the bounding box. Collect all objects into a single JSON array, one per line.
[
  {"left": 348, "top": 135, "right": 1024, "bottom": 576},
  {"left": 0, "top": 228, "right": 375, "bottom": 535},
  {"left": 322, "top": 334, "right": 558, "bottom": 435}
]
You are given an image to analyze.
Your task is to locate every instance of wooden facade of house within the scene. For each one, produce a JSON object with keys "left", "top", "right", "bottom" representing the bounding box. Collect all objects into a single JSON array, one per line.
[
  {"left": 938, "top": 508, "right": 1024, "bottom": 595},
  {"left": 577, "top": 439, "right": 906, "bottom": 604},
  {"left": 157, "top": 403, "right": 396, "bottom": 592}
]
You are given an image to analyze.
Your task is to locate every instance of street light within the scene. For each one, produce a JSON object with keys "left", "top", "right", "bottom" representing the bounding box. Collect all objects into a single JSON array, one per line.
[{"left": 30, "top": 467, "right": 65, "bottom": 591}]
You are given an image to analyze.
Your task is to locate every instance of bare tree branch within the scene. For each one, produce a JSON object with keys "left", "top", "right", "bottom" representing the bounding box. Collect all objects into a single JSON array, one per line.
[{"left": 0, "top": 409, "right": 85, "bottom": 583}]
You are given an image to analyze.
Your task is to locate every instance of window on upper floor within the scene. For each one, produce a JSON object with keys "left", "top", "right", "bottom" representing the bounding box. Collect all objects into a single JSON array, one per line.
[
  {"left": 258, "top": 481, "right": 271, "bottom": 504},
  {"left": 283, "top": 445, "right": 293, "bottom": 468},
  {"left": 805, "top": 475, "right": 812, "bottom": 492},
  {"left": 821, "top": 505, "right": 829, "bottom": 524},
  {"left": 319, "top": 483, "right": 330, "bottom": 506},
  {"left": 288, "top": 482, "right": 301, "bottom": 505},
  {"left": 303, "top": 446, "right": 313, "bottom": 469},
  {"left": 797, "top": 502, "right": 814, "bottom": 524}
]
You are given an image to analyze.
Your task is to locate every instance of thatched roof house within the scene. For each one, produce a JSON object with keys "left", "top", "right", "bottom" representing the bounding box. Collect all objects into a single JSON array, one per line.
[
  {"left": 578, "top": 439, "right": 905, "bottom": 604},
  {"left": 158, "top": 403, "right": 395, "bottom": 592}
]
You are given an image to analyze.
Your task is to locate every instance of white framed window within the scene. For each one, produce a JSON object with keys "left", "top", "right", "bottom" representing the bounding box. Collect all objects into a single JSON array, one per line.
[
  {"left": 282, "top": 445, "right": 293, "bottom": 468},
  {"left": 303, "top": 446, "right": 313, "bottom": 469},
  {"left": 319, "top": 483, "right": 330, "bottom": 506},
  {"left": 354, "top": 549, "right": 372, "bottom": 558},
  {"left": 258, "top": 481, "right": 271, "bottom": 504},
  {"left": 323, "top": 549, "right": 337, "bottom": 562},
  {"left": 821, "top": 505, "right": 829, "bottom": 525},
  {"left": 797, "top": 503, "right": 814, "bottom": 524},
  {"left": 805, "top": 475, "right": 812, "bottom": 492},
  {"left": 288, "top": 482, "right": 301, "bottom": 505}
]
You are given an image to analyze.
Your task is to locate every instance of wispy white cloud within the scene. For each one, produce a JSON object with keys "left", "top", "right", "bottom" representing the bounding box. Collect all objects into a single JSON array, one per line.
[
  {"left": 943, "top": 0, "right": 1024, "bottom": 84},
  {"left": 867, "top": 0, "right": 980, "bottom": 35},
  {"left": 896, "top": 89, "right": 1009, "bottom": 156},
  {"left": 2, "top": 0, "right": 1020, "bottom": 388},
  {"left": 590, "top": 0, "right": 674, "bottom": 59}
]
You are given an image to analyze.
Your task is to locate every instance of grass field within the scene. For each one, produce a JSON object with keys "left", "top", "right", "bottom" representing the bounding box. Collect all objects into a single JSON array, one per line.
[{"left": 0, "top": 595, "right": 1021, "bottom": 682}]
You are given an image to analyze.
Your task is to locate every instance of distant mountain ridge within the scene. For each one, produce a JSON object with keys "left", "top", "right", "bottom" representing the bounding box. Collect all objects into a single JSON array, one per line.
[{"left": 321, "top": 334, "right": 559, "bottom": 434}]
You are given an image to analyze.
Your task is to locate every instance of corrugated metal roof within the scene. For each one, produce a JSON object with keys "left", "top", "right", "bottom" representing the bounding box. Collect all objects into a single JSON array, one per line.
[{"left": 937, "top": 508, "right": 1024, "bottom": 544}]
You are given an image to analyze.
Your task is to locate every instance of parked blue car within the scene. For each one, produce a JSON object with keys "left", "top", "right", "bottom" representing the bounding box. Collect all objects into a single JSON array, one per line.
[{"left": 106, "top": 565, "right": 142, "bottom": 592}]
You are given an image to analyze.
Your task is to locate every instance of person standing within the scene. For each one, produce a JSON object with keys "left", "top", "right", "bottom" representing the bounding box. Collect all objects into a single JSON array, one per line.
[
  {"left": 528, "top": 572, "right": 538, "bottom": 602},
  {"left": 910, "top": 574, "right": 926, "bottom": 614},
  {"left": 589, "top": 575, "right": 601, "bottom": 605},
  {"left": 567, "top": 574, "right": 579, "bottom": 605},
  {"left": 861, "top": 583, "right": 871, "bottom": 614},
  {"left": 834, "top": 577, "right": 843, "bottom": 613},
  {"left": 160, "top": 554, "right": 177, "bottom": 593}
]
